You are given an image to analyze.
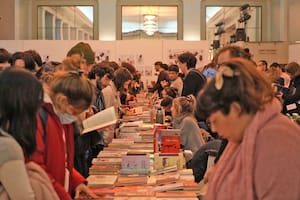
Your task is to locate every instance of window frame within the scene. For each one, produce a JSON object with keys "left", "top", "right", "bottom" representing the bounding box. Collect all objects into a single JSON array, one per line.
[
  {"left": 32, "top": 0, "right": 99, "bottom": 40},
  {"left": 116, "top": 0, "right": 183, "bottom": 40},
  {"left": 200, "top": 0, "right": 268, "bottom": 41}
]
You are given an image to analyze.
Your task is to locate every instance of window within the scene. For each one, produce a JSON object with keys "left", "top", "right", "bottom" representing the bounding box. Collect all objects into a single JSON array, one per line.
[
  {"left": 32, "top": 0, "right": 98, "bottom": 40},
  {"left": 117, "top": 0, "right": 183, "bottom": 40},
  {"left": 122, "top": 6, "right": 178, "bottom": 40},
  {"left": 206, "top": 6, "right": 262, "bottom": 48}
]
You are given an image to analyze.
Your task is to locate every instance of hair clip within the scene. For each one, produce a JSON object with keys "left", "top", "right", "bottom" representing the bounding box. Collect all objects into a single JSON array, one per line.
[
  {"left": 68, "top": 70, "right": 84, "bottom": 77},
  {"left": 215, "top": 66, "right": 239, "bottom": 90}
]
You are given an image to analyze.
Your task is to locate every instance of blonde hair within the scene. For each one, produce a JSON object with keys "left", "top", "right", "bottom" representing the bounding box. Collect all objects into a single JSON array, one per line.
[
  {"left": 172, "top": 95, "right": 196, "bottom": 117},
  {"left": 57, "top": 54, "right": 82, "bottom": 72},
  {"left": 50, "top": 71, "right": 94, "bottom": 110}
]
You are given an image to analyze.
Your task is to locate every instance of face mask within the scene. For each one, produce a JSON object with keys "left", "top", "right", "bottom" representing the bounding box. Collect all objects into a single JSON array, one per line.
[{"left": 57, "top": 113, "right": 77, "bottom": 125}]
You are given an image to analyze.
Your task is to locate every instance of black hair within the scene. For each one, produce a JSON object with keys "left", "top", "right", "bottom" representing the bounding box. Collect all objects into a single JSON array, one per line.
[
  {"left": 177, "top": 52, "right": 197, "bottom": 69},
  {"left": 0, "top": 48, "right": 12, "bottom": 64},
  {"left": 269, "top": 62, "right": 280, "bottom": 68},
  {"left": 258, "top": 60, "right": 268, "bottom": 67},
  {"left": 161, "top": 96, "right": 174, "bottom": 107},
  {"left": 23, "top": 53, "right": 36, "bottom": 71},
  {"left": 163, "top": 87, "right": 178, "bottom": 98},
  {"left": 154, "top": 61, "right": 163, "bottom": 66},
  {"left": 12, "top": 51, "right": 25, "bottom": 66},
  {"left": 160, "top": 63, "right": 169, "bottom": 71},
  {"left": 88, "top": 62, "right": 114, "bottom": 80},
  {"left": 168, "top": 64, "right": 179, "bottom": 73},
  {"left": 113, "top": 67, "right": 133, "bottom": 91},
  {"left": 0, "top": 68, "right": 44, "bottom": 157},
  {"left": 24, "top": 50, "right": 43, "bottom": 67}
]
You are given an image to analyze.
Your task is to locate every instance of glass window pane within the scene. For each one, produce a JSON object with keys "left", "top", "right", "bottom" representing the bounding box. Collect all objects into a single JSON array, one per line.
[
  {"left": 122, "top": 6, "right": 178, "bottom": 40},
  {"left": 206, "top": 6, "right": 262, "bottom": 48},
  {"left": 38, "top": 6, "right": 94, "bottom": 40}
]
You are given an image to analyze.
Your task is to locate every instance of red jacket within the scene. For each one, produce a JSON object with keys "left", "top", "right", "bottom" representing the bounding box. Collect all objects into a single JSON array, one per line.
[{"left": 27, "top": 103, "right": 86, "bottom": 200}]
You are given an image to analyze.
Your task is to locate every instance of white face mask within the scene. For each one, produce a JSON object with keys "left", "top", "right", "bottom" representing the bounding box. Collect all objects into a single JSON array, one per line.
[{"left": 57, "top": 113, "right": 77, "bottom": 125}]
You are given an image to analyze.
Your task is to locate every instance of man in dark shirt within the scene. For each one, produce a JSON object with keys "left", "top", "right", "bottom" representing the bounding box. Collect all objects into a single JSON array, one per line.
[{"left": 177, "top": 52, "right": 206, "bottom": 97}]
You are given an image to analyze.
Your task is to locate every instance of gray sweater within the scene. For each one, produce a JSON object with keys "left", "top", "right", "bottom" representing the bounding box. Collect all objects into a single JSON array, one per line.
[{"left": 173, "top": 115, "right": 205, "bottom": 154}]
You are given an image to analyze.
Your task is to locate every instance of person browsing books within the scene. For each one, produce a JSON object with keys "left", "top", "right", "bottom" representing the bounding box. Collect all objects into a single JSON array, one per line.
[
  {"left": 27, "top": 71, "right": 98, "bottom": 200},
  {"left": 171, "top": 95, "right": 206, "bottom": 155},
  {"left": 196, "top": 58, "right": 300, "bottom": 200},
  {"left": 0, "top": 68, "right": 58, "bottom": 200}
]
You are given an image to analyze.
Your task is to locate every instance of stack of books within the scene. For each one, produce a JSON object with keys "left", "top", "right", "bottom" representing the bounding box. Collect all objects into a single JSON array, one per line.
[
  {"left": 120, "top": 153, "right": 151, "bottom": 175},
  {"left": 87, "top": 175, "right": 118, "bottom": 188}
]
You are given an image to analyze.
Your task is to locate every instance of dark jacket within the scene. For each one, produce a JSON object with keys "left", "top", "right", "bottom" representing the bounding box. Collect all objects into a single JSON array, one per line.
[
  {"left": 182, "top": 69, "right": 206, "bottom": 97},
  {"left": 190, "top": 139, "right": 221, "bottom": 183},
  {"left": 283, "top": 75, "right": 300, "bottom": 114}
]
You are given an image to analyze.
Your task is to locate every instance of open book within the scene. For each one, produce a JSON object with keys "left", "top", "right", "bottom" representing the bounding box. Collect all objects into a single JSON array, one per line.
[{"left": 82, "top": 106, "right": 117, "bottom": 134}]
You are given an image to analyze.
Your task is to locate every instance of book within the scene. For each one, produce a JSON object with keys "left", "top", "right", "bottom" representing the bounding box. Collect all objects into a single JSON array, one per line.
[
  {"left": 121, "top": 154, "right": 150, "bottom": 169},
  {"left": 114, "top": 186, "right": 154, "bottom": 197},
  {"left": 160, "top": 129, "right": 181, "bottom": 153},
  {"left": 153, "top": 153, "right": 185, "bottom": 170},
  {"left": 82, "top": 106, "right": 117, "bottom": 134},
  {"left": 87, "top": 175, "right": 118, "bottom": 188},
  {"left": 152, "top": 182, "right": 184, "bottom": 192},
  {"left": 156, "top": 191, "right": 197, "bottom": 198}
]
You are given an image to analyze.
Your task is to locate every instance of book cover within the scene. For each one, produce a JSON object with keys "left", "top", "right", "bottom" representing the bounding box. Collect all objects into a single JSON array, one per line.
[
  {"left": 121, "top": 154, "right": 150, "bottom": 169},
  {"left": 82, "top": 106, "right": 117, "bottom": 134},
  {"left": 153, "top": 153, "right": 185, "bottom": 170},
  {"left": 159, "top": 129, "right": 180, "bottom": 153}
]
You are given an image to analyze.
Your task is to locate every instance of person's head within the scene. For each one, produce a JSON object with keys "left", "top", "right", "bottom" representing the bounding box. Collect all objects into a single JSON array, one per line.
[
  {"left": 113, "top": 67, "right": 133, "bottom": 91},
  {"left": 256, "top": 60, "right": 268, "bottom": 72},
  {"left": 162, "top": 87, "right": 178, "bottom": 99},
  {"left": 58, "top": 54, "right": 83, "bottom": 72},
  {"left": 171, "top": 95, "right": 196, "bottom": 118},
  {"left": 23, "top": 52, "right": 36, "bottom": 72},
  {"left": 213, "top": 46, "right": 251, "bottom": 68},
  {"left": 168, "top": 64, "right": 180, "bottom": 81},
  {"left": 12, "top": 51, "right": 25, "bottom": 68},
  {"left": 285, "top": 62, "right": 300, "bottom": 79},
  {"left": 177, "top": 52, "right": 197, "bottom": 74},
  {"left": 0, "top": 68, "right": 43, "bottom": 157},
  {"left": 0, "top": 48, "right": 11, "bottom": 70},
  {"left": 161, "top": 95, "right": 174, "bottom": 112},
  {"left": 160, "top": 63, "right": 169, "bottom": 71},
  {"left": 67, "top": 42, "right": 95, "bottom": 73},
  {"left": 24, "top": 50, "right": 43, "bottom": 71},
  {"left": 196, "top": 58, "right": 274, "bottom": 143},
  {"left": 154, "top": 61, "right": 163, "bottom": 72},
  {"left": 108, "top": 61, "right": 119, "bottom": 71},
  {"left": 49, "top": 71, "right": 95, "bottom": 116},
  {"left": 268, "top": 62, "right": 282, "bottom": 82},
  {"left": 121, "top": 62, "right": 136, "bottom": 75},
  {"left": 88, "top": 63, "right": 114, "bottom": 90}
]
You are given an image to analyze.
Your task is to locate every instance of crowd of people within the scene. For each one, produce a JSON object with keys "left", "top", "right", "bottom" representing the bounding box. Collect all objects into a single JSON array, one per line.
[{"left": 0, "top": 42, "right": 299, "bottom": 200}]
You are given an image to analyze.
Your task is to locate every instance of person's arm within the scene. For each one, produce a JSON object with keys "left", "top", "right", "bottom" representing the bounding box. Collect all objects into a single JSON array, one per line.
[{"left": 0, "top": 160, "right": 35, "bottom": 200}]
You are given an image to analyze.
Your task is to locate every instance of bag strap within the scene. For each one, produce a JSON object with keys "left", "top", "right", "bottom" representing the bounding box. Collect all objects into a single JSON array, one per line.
[{"left": 38, "top": 107, "right": 48, "bottom": 143}]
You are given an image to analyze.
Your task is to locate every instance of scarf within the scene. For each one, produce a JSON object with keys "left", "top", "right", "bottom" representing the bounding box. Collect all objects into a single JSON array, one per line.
[{"left": 206, "top": 99, "right": 282, "bottom": 200}]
